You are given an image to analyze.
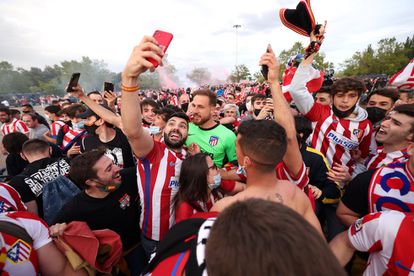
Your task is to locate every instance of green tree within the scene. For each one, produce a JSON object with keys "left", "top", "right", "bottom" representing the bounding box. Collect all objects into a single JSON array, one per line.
[
  {"left": 228, "top": 64, "right": 251, "bottom": 83},
  {"left": 186, "top": 67, "right": 212, "bottom": 86},
  {"left": 340, "top": 36, "right": 413, "bottom": 76},
  {"left": 253, "top": 70, "right": 265, "bottom": 83}
]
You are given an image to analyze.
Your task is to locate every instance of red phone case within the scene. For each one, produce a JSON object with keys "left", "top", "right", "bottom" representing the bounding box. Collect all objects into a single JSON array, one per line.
[{"left": 148, "top": 30, "right": 173, "bottom": 68}]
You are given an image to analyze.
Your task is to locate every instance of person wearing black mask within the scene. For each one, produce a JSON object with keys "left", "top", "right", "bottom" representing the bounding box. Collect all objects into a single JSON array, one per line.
[
  {"left": 240, "top": 94, "right": 272, "bottom": 122},
  {"left": 289, "top": 31, "right": 372, "bottom": 179},
  {"left": 365, "top": 88, "right": 400, "bottom": 126},
  {"left": 78, "top": 105, "right": 135, "bottom": 168}
]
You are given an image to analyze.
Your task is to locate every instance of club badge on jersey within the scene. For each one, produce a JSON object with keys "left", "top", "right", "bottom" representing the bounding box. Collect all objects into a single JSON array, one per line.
[{"left": 209, "top": 136, "right": 219, "bottom": 147}]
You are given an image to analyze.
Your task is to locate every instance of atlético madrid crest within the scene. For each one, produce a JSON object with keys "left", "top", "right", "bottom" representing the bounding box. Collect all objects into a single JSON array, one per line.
[
  {"left": 209, "top": 136, "right": 219, "bottom": 146},
  {"left": 353, "top": 129, "right": 363, "bottom": 139}
]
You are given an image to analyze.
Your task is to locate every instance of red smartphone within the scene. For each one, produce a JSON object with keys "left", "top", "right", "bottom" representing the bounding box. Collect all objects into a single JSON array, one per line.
[{"left": 148, "top": 30, "right": 173, "bottom": 68}]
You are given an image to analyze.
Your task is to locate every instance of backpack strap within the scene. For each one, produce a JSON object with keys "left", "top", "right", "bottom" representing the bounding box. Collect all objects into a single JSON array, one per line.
[{"left": 0, "top": 221, "right": 33, "bottom": 245}]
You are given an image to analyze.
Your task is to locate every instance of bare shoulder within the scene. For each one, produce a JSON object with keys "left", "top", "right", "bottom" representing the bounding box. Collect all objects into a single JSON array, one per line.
[{"left": 211, "top": 195, "right": 238, "bottom": 213}]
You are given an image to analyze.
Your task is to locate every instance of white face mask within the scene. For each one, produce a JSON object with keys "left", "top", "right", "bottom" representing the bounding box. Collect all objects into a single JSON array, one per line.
[
  {"left": 149, "top": 126, "right": 161, "bottom": 135},
  {"left": 208, "top": 173, "right": 221, "bottom": 190}
]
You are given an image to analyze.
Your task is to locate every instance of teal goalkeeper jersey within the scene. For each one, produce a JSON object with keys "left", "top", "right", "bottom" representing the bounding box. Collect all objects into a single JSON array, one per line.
[{"left": 186, "top": 123, "right": 237, "bottom": 167}]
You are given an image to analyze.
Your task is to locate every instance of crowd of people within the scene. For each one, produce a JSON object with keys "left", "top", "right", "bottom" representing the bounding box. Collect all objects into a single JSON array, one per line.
[{"left": 0, "top": 28, "right": 413, "bottom": 276}]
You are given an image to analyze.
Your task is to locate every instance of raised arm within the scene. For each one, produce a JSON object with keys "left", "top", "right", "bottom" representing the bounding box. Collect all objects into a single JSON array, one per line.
[
  {"left": 289, "top": 27, "right": 326, "bottom": 115},
  {"left": 68, "top": 85, "right": 122, "bottom": 129},
  {"left": 120, "top": 36, "right": 164, "bottom": 158},
  {"left": 260, "top": 46, "right": 304, "bottom": 178}
]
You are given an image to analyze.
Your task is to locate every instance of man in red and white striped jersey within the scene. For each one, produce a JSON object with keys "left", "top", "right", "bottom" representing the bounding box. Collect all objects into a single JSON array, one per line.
[
  {"left": 330, "top": 211, "right": 414, "bottom": 276},
  {"left": 365, "top": 104, "right": 413, "bottom": 170},
  {"left": 43, "top": 105, "right": 66, "bottom": 144},
  {"left": 0, "top": 211, "right": 87, "bottom": 276},
  {"left": 0, "top": 183, "right": 27, "bottom": 213},
  {"left": 121, "top": 36, "right": 190, "bottom": 256},
  {"left": 0, "top": 107, "right": 29, "bottom": 136},
  {"left": 289, "top": 50, "right": 372, "bottom": 178}
]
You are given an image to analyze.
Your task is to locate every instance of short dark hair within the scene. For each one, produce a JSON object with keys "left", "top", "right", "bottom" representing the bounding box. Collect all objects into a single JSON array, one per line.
[
  {"left": 22, "top": 139, "right": 50, "bottom": 155},
  {"left": 238, "top": 120, "right": 287, "bottom": 171},
  {"left": 0, "top": 107, "right": 10, "bottom": 115},
  {"left": 394, "top": 104, "right": 414, "bottom": 141},
  {"left": 64, "top": 104, "right": 86, "bottom": 119},
  {"left": 367, "top": 88, "right": 399, "bottom": 104},
  {"left": 44, "top": 105, "right": 61, "bottom": 115},
  {"left": 251, "top": 94, "right": 266, "bottom": 106},
  {"left": 175, "top": 153, "right": 210, "bottom": 209},
  {"left": 169, "top": 112, "right": 190, "bottom": 125},
  {"left": 22, "top": 104, "right": 33, "bottom": 109},
  {"left": 21, "top": 113, "right": 38, "bottom": 121},
  {"left": 69, "top": 149, "right": 106, "bottom": 189},
  {"left": 192, "top": 89, "right": 217, "bottom": 106},
  {"left": 227, "top": 93, "right": 236, "bottom": 99},
  {"left": 155, "top": 107, "right": 176, "bottom": 122},
  {"left": 9, "top": 109, "right": 21, "bottom": 116},
  {"left": 2, "top": 132, "right": 29, "bottom": 154},
  {"left": 331, "top": 77, "right": 366, "bottom": 97},
  {"left": 316, "top": 86, "right": 331, "bottom": 95},
  {"left": 295, "top": 115, "right": 313, "bottom": 145},
  {"left": 87, "top": 91, "right": 101, "bottom": 97},
  {"left": 140, "top": 99, "right": 158, "bottom": 110},
  {"left": 205, "top": 199, "right": 345, "bottom": 276}
]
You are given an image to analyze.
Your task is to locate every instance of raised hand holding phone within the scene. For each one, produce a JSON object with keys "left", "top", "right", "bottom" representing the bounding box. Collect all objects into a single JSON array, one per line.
[
  {"left": 122, "top": 36, "right": 164, "bottom": 82},
  {"left": 147, "top": 30, "right": 173, "bottom": 68}
]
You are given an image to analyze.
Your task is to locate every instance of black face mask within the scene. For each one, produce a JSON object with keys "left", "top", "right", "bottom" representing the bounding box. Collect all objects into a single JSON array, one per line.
[
  {"left": 84, "top": 124, "right": 99, "bottom": 135},
  {"left": 181, "top": 103, "right": 189, "bottom": 112},
  {"left": 366, "top": 107, "right": 387, "bottom": 124},
  {"left": 254, "top": 109, "right": 262, "bottom": 116},
  {"left": 332, "top": 105, "right": 356, "bottom": 119}
]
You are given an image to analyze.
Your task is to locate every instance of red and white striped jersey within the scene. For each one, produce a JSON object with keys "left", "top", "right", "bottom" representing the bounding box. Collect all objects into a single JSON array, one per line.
[
  {"left": 368, "top": 160, "right": 414, "bottom": 213},
  {"left": 0, "top": 183, "right": 27, "bottom": 213},
  {"left": 349, "top": 211, "right": 414, "bottom": 276},
  {"left": 289, "top": 64, "right": 373, "bottom": 174},
  {"left": 1, "top": 118, "right": 29, "bottom": 136},
  {"left": 365, "top": 147, "right": 408, "bottom": 170},
  {"left": 0, "top": 211, "right": 51, "bottom": 276},
  {"left": 50, "top": 120, "right": 66, "bottom": 138},
  {"left": 136, "top": 141, "right": 186, "bottom": 241},
  {"left": 305, "top": 104, "right": 372, "bottom": 174},
  {"left": 61, "top": 128, "right": 84, "bottom": 148}
]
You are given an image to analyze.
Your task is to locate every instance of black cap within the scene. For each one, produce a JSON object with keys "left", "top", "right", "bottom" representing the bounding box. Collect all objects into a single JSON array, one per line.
[
  {"left": 279, "top": 0, "right": 315, "bottom": 37},
  {"left": 76, "top": 104, "right": 113, "bottom": 120}
]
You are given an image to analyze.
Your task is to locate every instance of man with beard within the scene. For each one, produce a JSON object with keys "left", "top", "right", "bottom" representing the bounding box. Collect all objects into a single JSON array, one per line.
[
  {"left": 186, "top": 89, "right": 237, "bottom": 167},
  {"left": 120, "top": 35, "right": 190, "bottom": 256},
  {"left": 0, "top": 107, "right": 29, "bottom": 136}
]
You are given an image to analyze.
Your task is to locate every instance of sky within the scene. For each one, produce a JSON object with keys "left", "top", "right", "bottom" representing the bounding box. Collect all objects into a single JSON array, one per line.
[{"left": 0, "top": 0, "right": 413, "bottom": 86}]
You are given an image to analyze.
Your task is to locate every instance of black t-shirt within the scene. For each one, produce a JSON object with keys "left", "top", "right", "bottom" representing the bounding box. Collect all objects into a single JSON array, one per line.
[
  {"left": 6, "top": 153, "right": 28, "bottom": 177},
  {"left": 81, "top": 129, "right": 135, "bottom": 168},
  {"left": 53, "top": 167, "right": 141, "bottom": 251},
  {"left": 341, "top": 169, "right": 376, "bottom": 216},
  {"left": 9, "top": 157, "right": 71, "bottom": 218}
]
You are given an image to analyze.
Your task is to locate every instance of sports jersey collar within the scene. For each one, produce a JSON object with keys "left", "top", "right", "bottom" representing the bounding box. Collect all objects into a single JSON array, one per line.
[
  {"left": 406, "top": 161, "right": 414, "bottom": 182},
  {"left": 198, "top": 122, "right": 220, "bottom": 131}
]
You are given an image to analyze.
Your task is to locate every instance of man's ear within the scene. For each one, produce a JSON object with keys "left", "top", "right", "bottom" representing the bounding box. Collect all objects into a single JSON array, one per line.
[
  {"left": 85, "top": 179, "right": 96, "bottom": 188},
  {"left": 96, "top": 118, "right": 105, "bottom": 126},
  {"left": 20, "top": 152, "right": 27, "bottom": 161},
  {"left": 243, "top": 156, "right": 253, "bottom": 167}
]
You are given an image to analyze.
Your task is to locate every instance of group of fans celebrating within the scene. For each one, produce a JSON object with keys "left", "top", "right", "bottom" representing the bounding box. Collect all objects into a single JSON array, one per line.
[{"left": 0, "top": 10, "right": 414, "bottom": 276}]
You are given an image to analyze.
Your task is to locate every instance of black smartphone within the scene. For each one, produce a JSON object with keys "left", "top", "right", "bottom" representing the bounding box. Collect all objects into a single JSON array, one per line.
[
  {"left": 261, "top": 45, "right": 271, "bottom": 80},
  {"left": 104, "top": 82, "right": 114, "bottom": 92},
  {"left": 66, "top": 73, "right": 81, "bottom": 92}
]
